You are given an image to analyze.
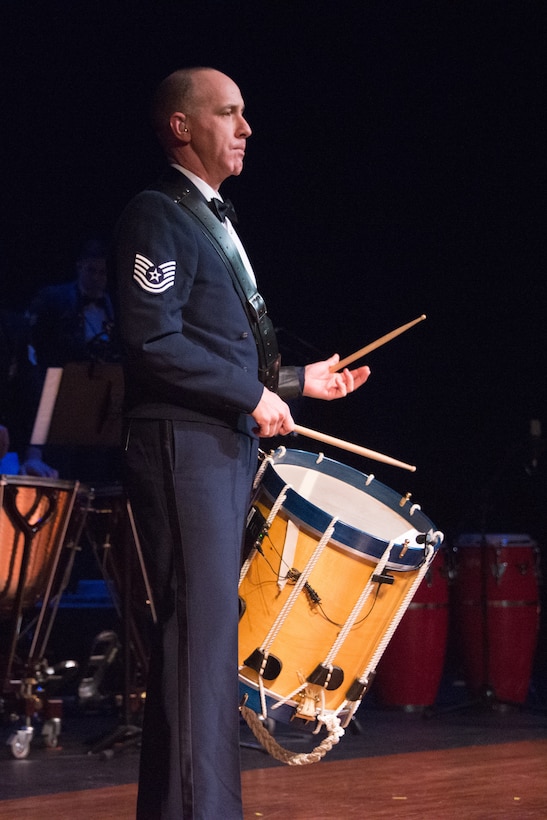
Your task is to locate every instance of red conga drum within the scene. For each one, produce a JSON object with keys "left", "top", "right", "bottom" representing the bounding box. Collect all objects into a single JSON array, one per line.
[
  {"left": 374, "top": 550, "right": 449, "bottom": 709},
  {"left": 453, "top": 533, "right": 540, "bottom": 704}
]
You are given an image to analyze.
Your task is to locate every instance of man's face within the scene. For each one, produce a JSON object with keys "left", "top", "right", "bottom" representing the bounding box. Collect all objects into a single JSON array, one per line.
[
  {"left": 77, "top": 256, "right": 107, "bottom": 298},
  {"left": 183, "top": 70, "right": 252, "bottom": 190}
]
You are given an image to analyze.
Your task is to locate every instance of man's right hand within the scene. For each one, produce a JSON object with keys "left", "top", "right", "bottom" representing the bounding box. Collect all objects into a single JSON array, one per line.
[{"left": 250, "top": 387, "right": 295, "bottom": 438}]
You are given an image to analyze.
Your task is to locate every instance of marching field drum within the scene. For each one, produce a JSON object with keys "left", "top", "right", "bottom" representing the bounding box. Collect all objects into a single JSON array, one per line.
[
  {"left": 452, "top": 533, "right": 540, "bottom": 704},
  {"left": 238, "top": 448, "right": 444, "bottom": 732}
]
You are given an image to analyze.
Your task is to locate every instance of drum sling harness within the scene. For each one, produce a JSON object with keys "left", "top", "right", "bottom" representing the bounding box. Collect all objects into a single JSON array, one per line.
[{"left": 150, "top": 174, "right": 281, "bottom": 392}]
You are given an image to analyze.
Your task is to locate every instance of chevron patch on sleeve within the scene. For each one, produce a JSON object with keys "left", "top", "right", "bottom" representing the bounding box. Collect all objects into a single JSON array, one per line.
[{"left": 133, "top": 253, "right": 176, "bottom": 293}]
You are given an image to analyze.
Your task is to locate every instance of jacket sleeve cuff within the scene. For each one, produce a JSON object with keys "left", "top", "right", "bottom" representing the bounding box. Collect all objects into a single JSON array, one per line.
[{"left": 278, "top": 366, "right": 304, "bottom": 400}]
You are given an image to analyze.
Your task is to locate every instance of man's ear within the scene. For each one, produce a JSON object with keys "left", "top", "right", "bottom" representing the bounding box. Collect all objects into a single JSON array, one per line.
[{"left": 170, "top": 113, "right": 190, "bottom": 141}]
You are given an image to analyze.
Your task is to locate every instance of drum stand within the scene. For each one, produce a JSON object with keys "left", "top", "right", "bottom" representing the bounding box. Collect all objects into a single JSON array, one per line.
[
  {"left": 0, "top": 476, "right": 80, "bottom": 758},
  {"left": 427, "top": 529, "right": 497, "bottom": 719},
  {"left": 84, "top": 494, "right": 157, "bottom": 758}
]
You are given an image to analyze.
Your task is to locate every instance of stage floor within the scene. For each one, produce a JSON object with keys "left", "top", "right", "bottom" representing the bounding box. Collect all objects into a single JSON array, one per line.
[{"left": 1, "top": 674, "right": 547, "bottom": 819}]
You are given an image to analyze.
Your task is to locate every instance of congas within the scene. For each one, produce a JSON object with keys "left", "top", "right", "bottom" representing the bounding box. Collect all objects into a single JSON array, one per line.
[
  {"left": 238, "top": 449, "right": 444, "bottom": 730},
  {"left": 373, "top": 549, "right": 449, "bottom": 709},
  {"left": 452, "top": 533, "right": 540, "bottom": 704}
]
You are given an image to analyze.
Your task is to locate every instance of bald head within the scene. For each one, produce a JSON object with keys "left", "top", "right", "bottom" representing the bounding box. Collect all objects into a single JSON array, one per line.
[
  {"left": 151, "top": 67, "right": 211, "bottom": 147},
  {"left": 151, "top": 67, "right": 252, "bottom": 190}
]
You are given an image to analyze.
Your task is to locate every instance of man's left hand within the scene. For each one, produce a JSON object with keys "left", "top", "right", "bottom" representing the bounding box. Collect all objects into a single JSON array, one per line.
[{"left": 302, "top": 355, "right": 371, "bottom": 401}]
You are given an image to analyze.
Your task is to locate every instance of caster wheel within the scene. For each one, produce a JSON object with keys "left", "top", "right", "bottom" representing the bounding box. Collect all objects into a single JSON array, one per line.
[
  {"left": 42, "top": 717, "right": 61, "bottom": 748},
  {"left": 9, "top": 728, "right": 33, "bottom": 759}
]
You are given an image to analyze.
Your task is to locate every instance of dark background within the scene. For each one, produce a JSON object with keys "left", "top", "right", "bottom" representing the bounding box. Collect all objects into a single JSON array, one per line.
[{"left": 2, "top": 0, "right": 546, "bottom": 544}]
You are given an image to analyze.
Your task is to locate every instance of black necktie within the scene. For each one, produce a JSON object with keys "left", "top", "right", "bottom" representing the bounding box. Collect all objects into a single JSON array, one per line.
[{"left": 209, "top": 197, "right": 238, "bottom": 225}]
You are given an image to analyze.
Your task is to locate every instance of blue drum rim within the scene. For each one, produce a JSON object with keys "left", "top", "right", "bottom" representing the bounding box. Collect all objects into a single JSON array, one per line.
[{"left": 257, "top": 449, "right": 441, "bottom": 571}]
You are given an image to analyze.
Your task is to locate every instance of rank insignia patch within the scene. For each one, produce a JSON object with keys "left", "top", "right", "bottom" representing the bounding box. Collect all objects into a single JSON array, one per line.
[{"left": 133, "top": 254, "right": 176, "bottom": 293}]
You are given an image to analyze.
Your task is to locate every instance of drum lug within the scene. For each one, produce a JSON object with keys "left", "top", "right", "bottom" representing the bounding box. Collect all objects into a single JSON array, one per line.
[
  {"left": 242, "top": 648, "right": 282, "bottom": 681},
  {"left": 345, "top": 676, "right": 373, "bottom": 703},
  {"left": 307, "top": 663, "right": 344, "bottom": 691}
]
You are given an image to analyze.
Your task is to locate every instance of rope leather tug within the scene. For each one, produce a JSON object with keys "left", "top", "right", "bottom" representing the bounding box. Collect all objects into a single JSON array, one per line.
[{"left": 240, "top": 702, "right": 344, "bottom": 766}]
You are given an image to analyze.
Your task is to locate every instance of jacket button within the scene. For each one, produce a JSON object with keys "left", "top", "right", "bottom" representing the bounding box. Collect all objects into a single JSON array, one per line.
[{"left": 241, "top": 332, "right": 249, "bottom": 339}]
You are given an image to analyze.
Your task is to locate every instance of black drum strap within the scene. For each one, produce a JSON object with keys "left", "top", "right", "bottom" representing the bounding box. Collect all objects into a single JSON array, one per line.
[{"left": 149, "top": 175, "right": 280, "bottom": 391}]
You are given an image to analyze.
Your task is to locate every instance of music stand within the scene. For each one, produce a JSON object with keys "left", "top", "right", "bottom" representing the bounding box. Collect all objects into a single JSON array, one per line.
[
  {"left": 31, "top": 361, "right": 125, "bottom": 450},
  {"left": 31, "top": 363, "right": 156, "bottom": 754}
]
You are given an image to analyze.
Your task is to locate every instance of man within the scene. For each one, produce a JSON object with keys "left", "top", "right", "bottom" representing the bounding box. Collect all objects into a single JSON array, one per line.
[
  {"left": 28, "top": 238, "right": 117, "bottom": 369},
  {"left": 114, "top": 67, "right": 370, "bottom": 819},
  {"left": 26, "top": 238, "right": 120, "bottom": 481}
]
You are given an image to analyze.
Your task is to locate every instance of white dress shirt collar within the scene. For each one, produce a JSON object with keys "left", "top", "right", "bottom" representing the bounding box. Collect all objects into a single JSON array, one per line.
[{"left": 170, "top": 164, "right": 220, "bottom": 203}]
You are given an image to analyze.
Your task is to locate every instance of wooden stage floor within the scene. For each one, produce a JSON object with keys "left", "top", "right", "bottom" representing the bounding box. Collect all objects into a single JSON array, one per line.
[
  {"left": 0, "top": 739, "right": 546, "bottom": 819},
  {"left": 1, "top": 696, "right": 547, "bottom": 819}
]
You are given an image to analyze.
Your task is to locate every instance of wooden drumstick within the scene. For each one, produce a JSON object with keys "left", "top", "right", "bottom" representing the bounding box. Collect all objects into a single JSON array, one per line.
[
  {"left": 332, "top": 314, "right": 427, "bottom": 372},
  {"left": 293, "top": 424, "right": 416, "bottom": 472}
]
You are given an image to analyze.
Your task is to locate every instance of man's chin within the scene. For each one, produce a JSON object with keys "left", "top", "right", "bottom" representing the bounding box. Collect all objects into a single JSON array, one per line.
[{"left": 230, "top": 159, "right": 244, "bottom": 176}]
